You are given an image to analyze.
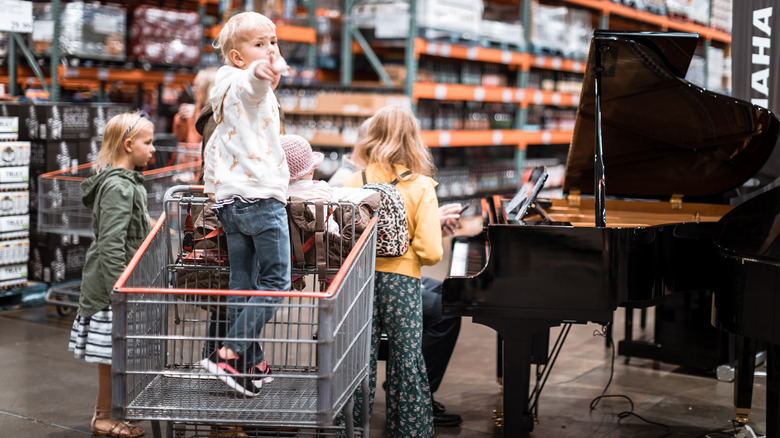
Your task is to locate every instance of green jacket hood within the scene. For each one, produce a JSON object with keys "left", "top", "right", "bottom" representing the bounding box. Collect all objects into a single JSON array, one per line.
[{"left": 81, "top": 167, "right": 144, "bottom": 209}]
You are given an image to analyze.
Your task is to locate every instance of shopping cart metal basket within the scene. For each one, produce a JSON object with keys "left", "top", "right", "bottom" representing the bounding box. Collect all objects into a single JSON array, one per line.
[
  {"left": 37, "top": 144, "right": 202, "bottom": 238},
  {"left": 112, "top": 186, "right": 377, "bottom": 438}
]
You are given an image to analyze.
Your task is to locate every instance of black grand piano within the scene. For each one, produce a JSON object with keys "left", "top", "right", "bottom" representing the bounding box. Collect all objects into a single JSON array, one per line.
[
  {"left": 712, "top": 186, "right": 780, "bottom": 437},
  {"left": 442, "top": 29, "right": 780, "bottom": 435}
]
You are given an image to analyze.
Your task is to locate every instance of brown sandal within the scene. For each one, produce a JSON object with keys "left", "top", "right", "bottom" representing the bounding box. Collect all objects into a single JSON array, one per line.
[{"left": 91, "top": 408, "right": 144, "bottom": 437}]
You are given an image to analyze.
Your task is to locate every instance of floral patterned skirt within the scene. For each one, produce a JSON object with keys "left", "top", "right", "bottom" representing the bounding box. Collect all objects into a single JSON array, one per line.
[{"left": 353, "top": 271, "right": 434, "bottom": 438}]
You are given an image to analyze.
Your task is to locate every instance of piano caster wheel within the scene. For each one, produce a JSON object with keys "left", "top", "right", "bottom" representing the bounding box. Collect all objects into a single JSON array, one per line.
[{"left": 492, "top": 409, "right": 503, "bottom": 428}]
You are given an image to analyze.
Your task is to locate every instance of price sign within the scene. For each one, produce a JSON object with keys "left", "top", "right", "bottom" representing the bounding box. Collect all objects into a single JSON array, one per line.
[{"left": 0, "top": 0, "right": 33, "bottom": 34}]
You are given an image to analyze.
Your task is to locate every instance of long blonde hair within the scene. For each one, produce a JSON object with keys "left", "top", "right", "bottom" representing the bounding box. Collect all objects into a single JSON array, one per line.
[
  {"left": 94, "top": 112, "right": 153, "bottom": 172},
  {"left": 214, "top": 12, "right": 276, "bottom": 68},
  {"left": 353, "top": 106, "right": 435, "bottom": 179},
  {"left": 194, "top": 67, "right": 218, "bottom": 108}
]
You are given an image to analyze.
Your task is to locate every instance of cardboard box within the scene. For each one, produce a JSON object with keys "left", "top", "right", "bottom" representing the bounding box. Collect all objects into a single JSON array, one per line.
[
  {"left": 28, "top": 243, "right": 89, "bottom": 282},
  {"left": 5, "top": 103, "right": 91, "bottom": 141},
  {"left": 33, "top": 2, "right": 127, "bottom": 62},
  {"left": 30, "top": 140, "right": 80, "bottom": 173},
  {"left": 0, "top": 215, "right": 29, "bottom": 233},
  {"left": 2, "top": 103, "right": 43, "bottom": 141},
  {"left": 0, "top": 184, "right": 29, "bottom": 216},
  {"left": 0, "top": 117, "right": 19, "bottom": 141},
  {"left": 0, "top": 237, "right": 30, "bottom": 265},
  {"left": 0, "top": 142, "right": 31, "bottom": 167},
  {"left": 90, "top": 103, "right": 134, "bottom": 138},
  {"left": 0, "top": 167, "right": 29, "bottom": 184}
]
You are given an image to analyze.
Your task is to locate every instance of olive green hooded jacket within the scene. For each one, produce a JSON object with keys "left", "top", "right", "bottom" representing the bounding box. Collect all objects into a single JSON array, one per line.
[{"left": 77, "top": 167, "right": 151, "bottom": 318}]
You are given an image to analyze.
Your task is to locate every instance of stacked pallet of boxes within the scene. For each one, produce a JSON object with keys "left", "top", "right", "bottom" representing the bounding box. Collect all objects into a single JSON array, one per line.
[
  {"left": 0, "top": 115, "right": 42, "bottom": 309},
  {"left": 0, "top": 101, "right": 130, "bottom": 283}
]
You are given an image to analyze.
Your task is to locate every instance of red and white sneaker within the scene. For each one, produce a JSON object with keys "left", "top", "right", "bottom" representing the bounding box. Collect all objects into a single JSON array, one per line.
[
  {"left": 248, "top": 361, "right": 274, "bottom": 389},
  {"left": 199, "top": 349, "right": 260, "bottom": 397}
]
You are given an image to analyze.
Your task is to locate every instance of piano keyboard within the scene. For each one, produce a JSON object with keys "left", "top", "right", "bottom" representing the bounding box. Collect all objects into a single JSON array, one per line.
[{"left": 449, "top": 241, "right": 469, "bottom": 277}]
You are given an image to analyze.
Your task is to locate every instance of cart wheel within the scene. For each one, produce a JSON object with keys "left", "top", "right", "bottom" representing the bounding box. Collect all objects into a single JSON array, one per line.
[{"left": 56, "top": 304, "right": 75, "bottom": 317}]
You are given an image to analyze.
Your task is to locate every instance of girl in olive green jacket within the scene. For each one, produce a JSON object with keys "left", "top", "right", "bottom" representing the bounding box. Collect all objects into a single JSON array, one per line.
[{"left": 68, "top": 112, "right": 155, "bottom": 438}]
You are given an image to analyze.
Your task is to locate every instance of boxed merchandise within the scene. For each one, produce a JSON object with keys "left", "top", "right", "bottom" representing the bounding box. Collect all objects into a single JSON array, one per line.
[
  {"left": 0, "top": 215, "right": 29, "bottom": 234},
  {"left": 531, "top": 2, "right": 592, "bottom": 59},
  {"left": 0, "top": 117, "right": 18, "bottom": 141},
  {"left": 5, "top": 103, "right": 92, "bottom": 141},
  {"left": 0, "top": 142, "right": 31, "bottom": 166},
  {"left": 30, "top": 140, "right": 80, "bottom": 173},
  {"left": 79, "top": 138, "right": 100, "bottom": 165},
  {"left": 688, "top": 0, "right": 710, "bottom": 26},
  {"left": 0, "top": 184, "right": 29, "bottom": 217},
  {"left": 28, "top": 242, "right": 89, "bottom": 282},
  {"left": 0, "top": 263, "right": 27, "bottom": 282},
  {"left": 0, "top": 167, "right": 28, "bottom": 185},
  {"left": 0, "top": 236, "right": 30, "bottom": 266},
  {"left": 2, "top": 103, "right": 42, "bottom": 141},
  {"left": 353, "top": 0, "right": 483, "bottom": 39},
  {"left": 32, "top": 2, "right": 126, "bottom": 61},
  {"left": 128, "top": 6, "right": 202, "bottom": 67},
  {"left": 90, "top": 103, "right": 134, "bottom": 137},
  {"left": 480, "top": 20, "right": 524, "bottom": 48}
]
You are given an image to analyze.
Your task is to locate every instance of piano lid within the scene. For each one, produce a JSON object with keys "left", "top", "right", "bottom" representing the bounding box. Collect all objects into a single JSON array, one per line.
[{"left": 564, "top": 30, "right": 780, "bottom": 199}]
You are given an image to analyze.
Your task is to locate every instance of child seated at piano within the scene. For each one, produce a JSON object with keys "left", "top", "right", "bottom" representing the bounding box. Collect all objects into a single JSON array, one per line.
[{"left": 344, "top": 105, "right": 443, "bottom": 438}]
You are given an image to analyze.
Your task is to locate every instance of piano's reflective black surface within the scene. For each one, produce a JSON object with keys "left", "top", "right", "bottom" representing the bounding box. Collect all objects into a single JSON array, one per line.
[
  {"left": 712, "top": 186, "right": 780, "bottom": 436},
  {"left": 443, "top": 30, "right": 780, "bottom": 435}
]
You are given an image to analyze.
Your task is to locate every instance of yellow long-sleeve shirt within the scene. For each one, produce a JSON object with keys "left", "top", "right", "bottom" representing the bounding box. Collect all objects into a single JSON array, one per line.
[{"left": 345, "top": 163, "right": 443, "bottom": 279}]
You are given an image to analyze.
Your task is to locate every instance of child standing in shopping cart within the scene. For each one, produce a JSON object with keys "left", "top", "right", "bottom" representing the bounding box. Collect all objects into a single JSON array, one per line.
[
  {"left": 344, "top": 106, "right": 443, "bottom": 438},
  {"left": 68, "top": 112, "right": 154, "bottom": 438},
  {"left": 200, "top": 11, "right": 291, "bottom": 397}
]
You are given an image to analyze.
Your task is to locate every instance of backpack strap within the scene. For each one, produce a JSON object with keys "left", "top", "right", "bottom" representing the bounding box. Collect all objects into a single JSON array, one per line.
[
  {"left": 287, "top": 202, "right": 306, "bottom": 269},
  {"left": 364, "top": 169, "right": 412, "bottom": 185},
  {"left": 314, "top": 201, "right": 328, "bottom": 289},
  {"left": 390, "top": 170, "right": 412, "bottom": 185}
]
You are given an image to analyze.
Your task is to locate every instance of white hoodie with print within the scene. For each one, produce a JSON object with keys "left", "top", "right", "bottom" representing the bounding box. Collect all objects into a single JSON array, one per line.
[{"left": 203, "top": 61, "right": 289, "bottom": 203}]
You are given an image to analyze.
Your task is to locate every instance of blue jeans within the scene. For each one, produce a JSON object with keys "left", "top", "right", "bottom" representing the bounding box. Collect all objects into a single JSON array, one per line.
[{"left": 216, "top": 198, "right": 291, "bottom": 367}]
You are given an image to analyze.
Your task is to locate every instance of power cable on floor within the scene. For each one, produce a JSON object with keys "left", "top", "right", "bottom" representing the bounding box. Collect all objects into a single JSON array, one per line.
[
  {"left": 589, "top": 322, "right": 672, "bottom": 435},
  {"left": 700, "top": 419, "right": 765, "bottom": 438}
]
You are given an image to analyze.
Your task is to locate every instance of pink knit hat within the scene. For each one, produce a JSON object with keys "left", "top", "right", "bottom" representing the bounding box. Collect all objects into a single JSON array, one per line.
[{"left": 280, "top": 134, "right": 324, "bottom": 183}]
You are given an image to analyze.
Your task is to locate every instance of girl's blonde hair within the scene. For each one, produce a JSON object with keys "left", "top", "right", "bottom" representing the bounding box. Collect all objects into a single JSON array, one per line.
[
  {"left": 94, "top": 112, "right": 154, "bottom": 172},
  {"left": 193, "top": 67, "right": 218, "bottom": 108},
  {"left": 353, "top": 106, "right": 435, "bottom": 179},
  {"left": 214, "top": 12, "right": 276, "bottom": 68}
]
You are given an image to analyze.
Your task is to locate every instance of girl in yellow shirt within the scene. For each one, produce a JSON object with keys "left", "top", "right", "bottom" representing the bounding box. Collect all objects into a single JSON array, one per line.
[{"left": 345, "top": 106, "right": 443, "bottom": 438}]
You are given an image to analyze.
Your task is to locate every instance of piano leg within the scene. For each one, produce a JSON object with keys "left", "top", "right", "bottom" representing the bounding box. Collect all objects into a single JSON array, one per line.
[
  {"left": 474, "top": 317, "right": 559, "bottom": 435},
  {"left": 767, "top": 343, "right": 780, "bottom": 437},
  {"left": 734, "top": 335, "right": 757, "bottom": 425}
]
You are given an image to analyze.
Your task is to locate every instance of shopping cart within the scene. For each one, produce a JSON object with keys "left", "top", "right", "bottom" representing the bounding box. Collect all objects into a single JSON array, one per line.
[
  {"left": 39, "top": 146, "right": 202, "bottom": 313},
  {"left": 37, "top": 143, "right": 202, "bottom": 238},
  {"left": 112, "top": 186, "right": 377, "bottom": 438}
]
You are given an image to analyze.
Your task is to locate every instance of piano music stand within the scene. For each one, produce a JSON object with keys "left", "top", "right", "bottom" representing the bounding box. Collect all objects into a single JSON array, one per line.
[{"left": 505, "top": 166, "right": 549, "bottom": 223}]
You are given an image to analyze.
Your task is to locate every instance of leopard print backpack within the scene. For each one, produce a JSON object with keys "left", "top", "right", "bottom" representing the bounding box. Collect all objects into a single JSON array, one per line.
[{"left": 361, "top": 170, "right": 411, "bottom": 257}]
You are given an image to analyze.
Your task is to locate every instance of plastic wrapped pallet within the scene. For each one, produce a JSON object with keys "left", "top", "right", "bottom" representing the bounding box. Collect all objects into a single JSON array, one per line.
[
  {"left": 128, "top": 6, "right": 202, "bottom": 67},
  {"left": 710, "top": 0, "right": 732, "bottom": 33},
  {"left": 689, "top": 0, "right": 711, "bottom": 26},
  {"left": 32, "top": 2, "right": 127, "bottom": 62},
  {"left": 353, "top": 0, "right": 483, "bottom": 40},
  {"left": 531, "top": 2, "right": 592, "bottom": 59}
]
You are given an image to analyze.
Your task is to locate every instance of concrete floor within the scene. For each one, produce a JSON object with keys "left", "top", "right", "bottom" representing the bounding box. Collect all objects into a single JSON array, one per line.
[
  {"left": 0, "top": 296, "right": 768, "bottom": 438},
  {"left": 0, "top": 241, "right": 769, "bottom": 437}
]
